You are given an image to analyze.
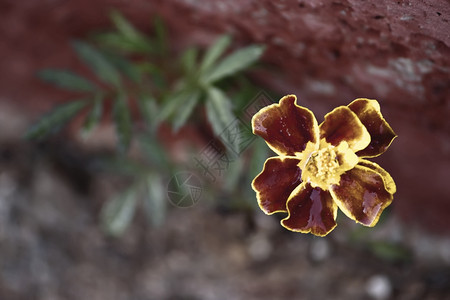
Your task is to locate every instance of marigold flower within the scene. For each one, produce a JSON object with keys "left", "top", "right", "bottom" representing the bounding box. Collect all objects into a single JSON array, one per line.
[{"left": 251, "top": 95, "right": 397, "bottom": 236}]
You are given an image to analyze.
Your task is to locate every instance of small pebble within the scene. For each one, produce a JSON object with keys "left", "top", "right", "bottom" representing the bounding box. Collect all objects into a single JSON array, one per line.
[
  {"left": 366, "top": 274, "right": 392, "bottom": 300},
  {"left": 309, "top": 238, "right": 331, "bottom": 262},
  {"left": 248, "top": 234, "right": 272, "bottom": 261}
]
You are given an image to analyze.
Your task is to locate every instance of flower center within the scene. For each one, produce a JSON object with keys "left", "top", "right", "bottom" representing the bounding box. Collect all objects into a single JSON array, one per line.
[{"left": 299, "top": 141, "right": 347, "bottom": 190}]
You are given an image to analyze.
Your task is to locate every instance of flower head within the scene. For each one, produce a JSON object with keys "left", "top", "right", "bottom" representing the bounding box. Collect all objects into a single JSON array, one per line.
[{"left": 251, "top": 95, "right": 396, "bottom": 236}]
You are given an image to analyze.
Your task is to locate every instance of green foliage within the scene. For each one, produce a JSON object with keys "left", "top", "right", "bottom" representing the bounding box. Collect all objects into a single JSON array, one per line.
[
  {"left": 137, "top": 134, "right": 170, "bottom": 169},
  {"left": 113, "top": 93, "right": 133, "bottom": 153},
  {"left": 172, "top": 91, "right": 201, "bottom": 132},
  {"left": 203, "top": 45, "right": 265, "bottom": 84},
  {"left": 200, "top": 35, "right": 231, "bottom": 72},
  {"left": 205, "top": 87, "right": 238, "bottom": 152},
  {"left": 249, "top": 138, "right": 269, "bottom": 179},
  {"left": 181, "top": 47, "right": 199, "bottom": 75},
  {"left": 38, "top": 69, "right": 97, "bottom": 92},
  {"left": 96, "top": 156, "right": 147, "bottom": 177},
  {"left": 103, "top": 51, "right": 142, "bottom": 83},
  {"left": 369, "top": 241, "right": 412, "bottom": 263},
  {"left": 157, "top": 90, "right": 192, "bottom": 128},
  {"left": 82, "top": 95, "right": 103, "bottom": 137},
  {"left": 152, "top": 16, "right": 168, "bottom": 55},
  {"left": 28, "top": 10, "right": 267, "bottom": 236},
  {"left": 164, "top": 35, "right": 265, "bottom": 133},
  {"left": 348, "top": 218, "right": 412, "bottom": 263},
  {"left": 110, "top": 10, "right": 145, "bottom": 44},
  {"left": 94, "top": 11, "right": 168, "bottom": 57},
  {"left": 101, "top": 185, "right": 139, "bottom": 236},
  {"left": 25, "top": 100, "right": 88, "bottom": 139},
  {"left": 73, "top": 41, "right": 122, "bottom": 87},
  {"left": 136, "top": 94, "right": 158, "bottom": 127},
  {"left": 144, "top": 173, "right": 167, "bottom": 226},
  {"left": 100, "top": 171, "right": 169, "bottom": 235}
]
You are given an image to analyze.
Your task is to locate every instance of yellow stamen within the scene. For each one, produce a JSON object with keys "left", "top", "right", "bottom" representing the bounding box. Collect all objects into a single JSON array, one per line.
[{"left": 299, "top": 140, "right": 357, "bottom": 190}]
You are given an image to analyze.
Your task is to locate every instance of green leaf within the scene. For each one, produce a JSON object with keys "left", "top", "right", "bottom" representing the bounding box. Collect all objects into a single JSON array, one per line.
[
  {"left": 138, "top": 62, "right": 166, "bottom": 89},
  {"left": 156, "top": 91, "right": 189, "bottom": 127},
  {"left": 81, "top": 95, "right": 103, "bottom": 137},
  {"left": 224, "top": 159, "right": 243, "bottom": 192},
  {"left": 100, "top": 186, "right": 139, "bottom": 236},
  {"left": 103, "top": 52, "right": 142, "bottom": 83},
  {"left": 249, "top": 138, "right": 269, "bottom": 178},
  {"left": 172, "top": 91, "right": 200, "bottom": 132},
  {"left": 143, "top": 173, "right": 166, "bottom": 226},
  {"left": 94, "top": 32, "right": 147, "bottom": 53},
  {"left": 204, "top": 45, "right": 265, "bottom": 84},
  {"left": 200, "top": 35, "right": 231, "bottom": 73},
  {"left": 153, "top": 15, "right": 167, "bottom": 54},
  {"left": 113, "top": 93, "right": 132, "bottom": 153},
  {"left": 38, "top": 69, "right": 97, "bottom": 92},
  {"left": 181, "top": 47, "right": 199, "bottom": 75},
  {"left": 110, "top": 10, "right": 143, "bottom": 43},
  {"left": 137, "top": 94, "right": 158, "bottom": 127},
  {"left": 109, "top": 11, "right": 155, "bottom": 53},
  {"left": 72, "top": 41, "right": 121, "bottom": 87},
  {"left": 243, "top": 136, "right": 268, "bottom": 209},
  {"left": 205, "top": 87, "right": 238, "bottom": 153},
  {"left": 25, "top": 100, "right": 87, "bottom": 139},
  {"left": 93, "top": 156, "right": 146, "bottom": 177},
  {"left": 232, "top": 78, "right": 262, "bottom": 111},
  {"left": 138, "top": 134, "right": 170, "bottom": 169},
  {"left": 370, "top": 241, "right": 412, "bottom": 263}
]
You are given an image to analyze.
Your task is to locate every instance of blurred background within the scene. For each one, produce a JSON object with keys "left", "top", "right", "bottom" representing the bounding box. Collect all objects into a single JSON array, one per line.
[{"left": 0, "top": 0, "right": 449, "bottom": 299}]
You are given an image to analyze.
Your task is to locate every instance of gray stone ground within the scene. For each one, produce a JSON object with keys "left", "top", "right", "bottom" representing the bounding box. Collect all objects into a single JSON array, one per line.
[{"left": 0, "top": 102, "right": 449, "bottom": 300}]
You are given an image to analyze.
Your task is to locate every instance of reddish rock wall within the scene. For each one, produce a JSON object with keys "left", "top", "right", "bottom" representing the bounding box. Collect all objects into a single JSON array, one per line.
[{"left": 1, "top": 0, "right": 449, "bottom": 233}]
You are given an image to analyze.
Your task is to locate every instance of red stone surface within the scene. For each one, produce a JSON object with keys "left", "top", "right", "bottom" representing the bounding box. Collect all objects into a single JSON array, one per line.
[{"left": 1, "top": 0, "right": 449, "bottom": 233}]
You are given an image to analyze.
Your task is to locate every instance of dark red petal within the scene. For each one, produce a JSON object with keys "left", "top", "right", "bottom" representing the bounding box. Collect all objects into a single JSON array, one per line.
[
  {"left": 348, "top": 98, "right": 397, "bottom": 158},
  {"left": 252, "top": 157, "right": 302, "bottom": 215},
  {"left": 357, "top": 159, "right": 396, "bottom": 194},
  {"left": 252, "top": 95, "right": 319, "bottom": 156},
  {"left": 319, "top": 106, "right": 370, "bottom": 152},
  {"left": 330, "top": 165, "right": 394, "bottom": 227},
  {"left": 281, "top": 183, "right": 337, "bottom": 236}
]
